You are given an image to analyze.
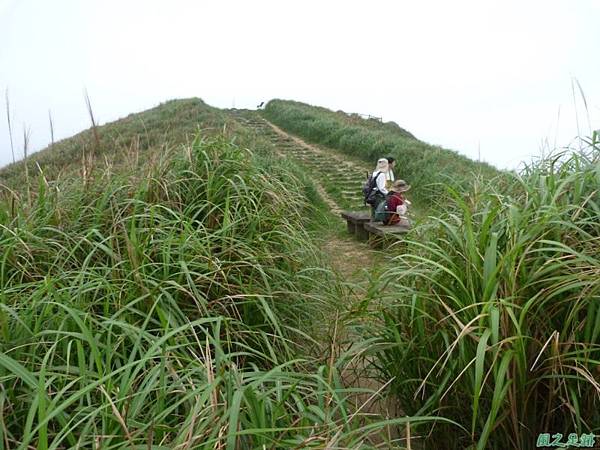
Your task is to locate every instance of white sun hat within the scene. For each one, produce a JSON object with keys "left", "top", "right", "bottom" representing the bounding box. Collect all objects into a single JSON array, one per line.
[{"left": 375, "top": 158, "right": 389, "bottom": 172}]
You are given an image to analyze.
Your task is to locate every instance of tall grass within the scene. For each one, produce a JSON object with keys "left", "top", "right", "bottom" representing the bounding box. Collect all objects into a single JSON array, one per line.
[
  {"left": 262, "top": 99, "right": 500, "bottom": 207},
  {"left": 0, "top": 98, "right": 226, "bottom": 189},
  {"left": 369, "top": 137, "right": 600, "bottom": 449},
  {"left": 4, "top": 89, "right": 16, "bottom": 165},
  {"left": 0, "top": 133, "right": 426, "bottom": 448}
]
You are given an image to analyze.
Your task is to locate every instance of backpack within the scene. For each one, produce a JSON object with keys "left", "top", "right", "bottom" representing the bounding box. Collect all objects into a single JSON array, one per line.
[
  {"left": 362, "top": 171, "right": 382, "bottom": 206},
  {"left": 373, "top": 195, "right": 391, "bottom": 222},
  {"left": 374, "top": 193, "right": 404, "bottom": 224}
]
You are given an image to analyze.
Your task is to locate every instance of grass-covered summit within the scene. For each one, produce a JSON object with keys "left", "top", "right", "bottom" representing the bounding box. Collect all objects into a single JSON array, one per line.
[
  {"left": 2, "top": 95, "right": 598, "bottom": 449},
  {"left": 262, "top": 99, "right": 500, "bottom": 205},
  {"left": 0, "top": 98, "right": 231, "bottom": 188},
  {"left": 1, "top": 98, "right": 415, "bottom": 448}
]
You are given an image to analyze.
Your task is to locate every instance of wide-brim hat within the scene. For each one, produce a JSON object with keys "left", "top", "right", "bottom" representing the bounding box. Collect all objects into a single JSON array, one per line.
[{"left": 391, "top": 180, "right": 411, "bottom": 192}]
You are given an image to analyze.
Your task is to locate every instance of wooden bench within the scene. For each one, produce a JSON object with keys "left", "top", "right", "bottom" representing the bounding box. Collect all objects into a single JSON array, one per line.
[
  {"left": 342, "top": 211, "right": 411, "bottom": 245},
  {"left": 363, "top": 221, "right": 410, "bottom": 248},
  {"left": 341, "top": 211, "right": 371, "bottom": 240}
]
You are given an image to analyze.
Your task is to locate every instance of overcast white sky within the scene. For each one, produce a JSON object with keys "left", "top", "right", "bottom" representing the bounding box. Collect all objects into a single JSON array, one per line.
[{"left": 1, "top": 0, "right": 599, "bottom": 170}]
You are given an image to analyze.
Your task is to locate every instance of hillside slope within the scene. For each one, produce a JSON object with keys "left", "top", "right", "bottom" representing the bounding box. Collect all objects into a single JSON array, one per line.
[
  {"left": 0, "top": 98, "right": 412, "bottom": 448},
  {"left": 262, "top": 99, "right": 500, "bottom": 204},
  {"left": 0, "top": 98, "right": 228, "bottom": 188},
  {"left": 2, "top": 97, "right": 598, "bottom": 449}
]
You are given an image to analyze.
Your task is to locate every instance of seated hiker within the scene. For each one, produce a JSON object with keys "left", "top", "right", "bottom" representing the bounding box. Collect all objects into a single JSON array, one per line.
[
  {"left": 382, "top": 179, "right": 411, "bottom": 226},
  {"left": 365, "top": 158, "right": 390, "bottom": 220}
]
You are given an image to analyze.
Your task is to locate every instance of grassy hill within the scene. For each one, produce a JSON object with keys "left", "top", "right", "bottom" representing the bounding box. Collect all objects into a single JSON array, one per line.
[
  {"left": 0, "top": 99, "right": 407, "bottom": 448},
  {"left": 1, "top": 97, "right": 598, "bottom": 449},
  {"left": 262, "top": 99, "right": 501, "bottom": 205},
  {"left": 0, "top": 98, "right": 229, "bottom": 188}
]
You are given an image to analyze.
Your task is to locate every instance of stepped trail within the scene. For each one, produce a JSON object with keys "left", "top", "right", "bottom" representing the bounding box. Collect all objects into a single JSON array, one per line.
[
  {"left": 229, "top": 110, "right": 376, "bottom": 278},
  {"left": 229, "top": 111, "right": 371, "bottom": 206},
  {"left": 229, "top": 111, "right": 404, "bottom": 444}
]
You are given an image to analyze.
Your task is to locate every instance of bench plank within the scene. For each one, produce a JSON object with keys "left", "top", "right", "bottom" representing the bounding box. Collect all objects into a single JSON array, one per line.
[
  {"left": 341, "top": 211, "right": 371, "bottom": 241},
  {"left": 341, "top": 211, "right": 371, "bottom": 222},
  {"left": 342, "top": 211, "right": 411, "bottom": 245},
  {"left": 341, "top": 211, "right": 371, "bottom": 240},
  {"left": 364, "top": 221, "right": 410, "bottom": 248},
  {"left": 363, "top": 222, "right": 410, "bottom": 237}
]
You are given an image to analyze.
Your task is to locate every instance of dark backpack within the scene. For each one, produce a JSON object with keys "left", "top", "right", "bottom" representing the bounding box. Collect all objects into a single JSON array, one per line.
[
  {"left": 374, "top": 193, "right": 393, "bottom": 222},
  {"left": 362, "top": 171, "right": 382, "bottom": 206},
  {"left": 374, "top": 193, "right": 404, "bottom": 224}
]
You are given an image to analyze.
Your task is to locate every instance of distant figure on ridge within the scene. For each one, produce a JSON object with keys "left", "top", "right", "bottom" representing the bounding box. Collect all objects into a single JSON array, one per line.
[{"left": 257, "top": 101, "right": 264, "bottom": 109}]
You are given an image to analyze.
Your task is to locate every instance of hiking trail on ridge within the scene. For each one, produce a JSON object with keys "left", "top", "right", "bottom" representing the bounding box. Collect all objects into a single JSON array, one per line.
[{"left": 229, "top": 110, "right": 376, "bottom": 278}]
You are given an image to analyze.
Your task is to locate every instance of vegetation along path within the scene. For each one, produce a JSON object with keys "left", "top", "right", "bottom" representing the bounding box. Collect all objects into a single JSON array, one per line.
[
  {"left": 230, "top": 110, "right": 372, "bottom": 214},
  {"left": 229, "top": 109, "right": 378, "bottom": 277},
  {"left": 229, "top": 110, "right": 403, "bottom": 442},
  {"left": 4, "top": 99, "right": 598, "bottom": 448}
]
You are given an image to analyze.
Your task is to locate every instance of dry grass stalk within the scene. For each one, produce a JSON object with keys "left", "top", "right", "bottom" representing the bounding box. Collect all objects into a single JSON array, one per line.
[
  {"left": 22, "top": 125, "right": 31, "bottom": 205},
  {"left": 4, "top": 88, "right": 16, "bottom": 164},
  {"left": 84, "top": 90, "right": 99, "bottom": 182},
  {"left": 48, "top": 109, "right": 55, "bottom": 147}
]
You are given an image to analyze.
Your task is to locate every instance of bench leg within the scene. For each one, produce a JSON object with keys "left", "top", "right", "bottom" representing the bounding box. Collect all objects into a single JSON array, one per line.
[
  {"left": 346, "top": 220, "right": 354, "bottom": 235},
  {"left": 356, "top": 224, "right": 369, "bottom": 241}
]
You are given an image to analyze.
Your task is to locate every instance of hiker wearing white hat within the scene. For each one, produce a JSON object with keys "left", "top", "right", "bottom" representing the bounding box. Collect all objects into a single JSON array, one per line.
[
  {"left": 365, "top": 158, "right": 389, "bottom": 219},
  {"left": 373, "top": 158, "right": 389, "bottom": 196}
]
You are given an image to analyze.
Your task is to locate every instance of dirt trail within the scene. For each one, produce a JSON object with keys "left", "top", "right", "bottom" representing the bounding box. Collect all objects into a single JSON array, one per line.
[
  {"left": 230, "top": 111, "right": 375, "bottom": 275},
  {"left": 262, "top": 121, "right": 365, "bottom": 217},
  {"left": 231, "top": 111, "right": 370, "bottom": 208},
  {"left": 266, "top": 120, "right": 339, "bottom": 158},
  {"left": 229, "top": 111, "right": 406, "bottom": 447}
]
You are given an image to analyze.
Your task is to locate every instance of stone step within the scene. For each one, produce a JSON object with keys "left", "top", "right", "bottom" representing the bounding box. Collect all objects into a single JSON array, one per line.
[
  {"left": 286, "top": 148, "right": 313, "bottom": 153},
  {"left": 330, "top": 171, "right": 362, "bottom": 178},
  {"left": 337, "top": 177, "right": 363, "bottom": 182},
  {"left": 276, "top": 144, "right": 298, "bottom": 148},
  {"left": 291, "top": 153, "right": 317, "bottom": 158},
  {"left": 335, "top": 188, "right": 361, "bottom": 194}
]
